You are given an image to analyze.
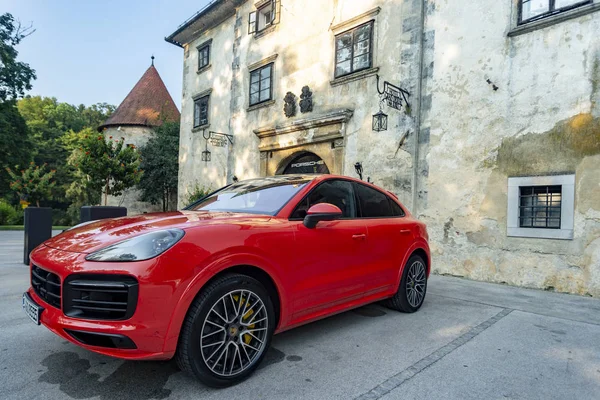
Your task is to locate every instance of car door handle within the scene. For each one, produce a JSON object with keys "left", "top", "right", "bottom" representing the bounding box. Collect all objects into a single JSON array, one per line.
[
  {"left": 399, "top": 229, "right": 412, "bottom": 235},
  {"left": 352, "top": 234, "right": 367, "bottom": 240}
]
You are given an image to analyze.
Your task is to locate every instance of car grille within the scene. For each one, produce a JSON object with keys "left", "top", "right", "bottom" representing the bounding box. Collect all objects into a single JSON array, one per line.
[
  {"left": 63, "top": 275, "right": 138, "bottom": 320},
  {"left": 31, "top": 265, "right": 61, "bottom": 308}
]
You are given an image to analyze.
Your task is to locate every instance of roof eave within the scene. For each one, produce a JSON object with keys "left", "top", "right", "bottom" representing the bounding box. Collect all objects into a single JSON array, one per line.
[{"left": 165, "top": 0, "right": 245, "bottom": 47}]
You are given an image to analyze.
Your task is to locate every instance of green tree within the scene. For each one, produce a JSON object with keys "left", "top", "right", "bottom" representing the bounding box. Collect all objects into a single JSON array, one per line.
[
  {"left": 138, "top": 122, "right": 180, "bottom": 211},
  {"left": 17, "top": 96, "right": 115, "bottom": 213},
  {"left": 69, "top": 134, "right": 142, "bottom": 206},
  {"left": 6, "top": 162, "right": 56, "bottom": 207},
  {"left": 0, "top": 13, "right": 35, "bottom": 199},
  {"left": 0, "top": 101, "right": 31, "bottom": 197},
  {"left": 0, "top": 13, "right": 36, "bottom": 102}
]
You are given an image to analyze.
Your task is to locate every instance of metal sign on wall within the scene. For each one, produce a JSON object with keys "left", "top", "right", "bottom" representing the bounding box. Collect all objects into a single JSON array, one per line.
[{"left": 376, "top": 75, "right": 410, "bottom": 111}]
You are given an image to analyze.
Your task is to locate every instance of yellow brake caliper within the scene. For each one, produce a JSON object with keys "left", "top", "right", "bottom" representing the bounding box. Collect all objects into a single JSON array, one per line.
[{"left": 232, "top": 295, "right": 255, "bottom": 344}]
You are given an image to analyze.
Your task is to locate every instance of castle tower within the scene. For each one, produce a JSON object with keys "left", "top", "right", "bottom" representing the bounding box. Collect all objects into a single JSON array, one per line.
[{"left": 98, "top": 58, "right": 180, "bottom": 214}]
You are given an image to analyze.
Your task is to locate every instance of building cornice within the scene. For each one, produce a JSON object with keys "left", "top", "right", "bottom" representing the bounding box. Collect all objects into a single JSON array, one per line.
[
  {"left": 331, "top": 7, "right": 381, "bottom": 34},
  {"left": 165, "top": 0, "right": 244, "bottom": 47},
  {"left": 253, "top": 109, "right": 354, "bottom": 139}
]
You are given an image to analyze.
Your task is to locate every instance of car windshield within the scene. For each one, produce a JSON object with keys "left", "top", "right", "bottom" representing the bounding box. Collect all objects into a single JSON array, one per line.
[{"left": 187, "top": 176, "right": 311, "bottom": 215}]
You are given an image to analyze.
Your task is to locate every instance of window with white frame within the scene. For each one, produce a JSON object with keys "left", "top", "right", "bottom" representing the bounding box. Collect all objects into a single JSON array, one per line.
[
  {"left": 507, "top": 175, "right": 575, "bottom": 240},
  {"left": 518, "top": 0, "right": 592, "bottom": 24},
  {"left": 248, "top": 0, "right": 280, "bottom": 35}
]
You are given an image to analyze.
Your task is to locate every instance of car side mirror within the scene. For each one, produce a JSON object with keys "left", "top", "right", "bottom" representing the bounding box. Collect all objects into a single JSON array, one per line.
[{"left": 303, "top": 203, "right": 343, "bottom": 229}]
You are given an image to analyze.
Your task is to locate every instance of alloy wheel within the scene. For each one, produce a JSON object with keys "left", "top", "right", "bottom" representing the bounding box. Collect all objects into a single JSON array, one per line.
[
  {"left": 406, "top": 261, "right": 426, "bottom": 308},
  {"left": 200, "top": 289, "right": 268, "bottom": 377}
]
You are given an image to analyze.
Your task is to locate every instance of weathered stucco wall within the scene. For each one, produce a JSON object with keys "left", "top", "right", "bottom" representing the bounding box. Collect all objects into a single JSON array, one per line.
[
  {"left": 174, "top": 0, "right": 600, "bottom": 296},
  {"left": 102, "top": 126, "right": 163, "bottom": 215},
  {"left": 422, "top": 0, "right": 600, "bottom": 296},
  {"left": 177, "top": 0, "right": 419, "bottom": 208}
]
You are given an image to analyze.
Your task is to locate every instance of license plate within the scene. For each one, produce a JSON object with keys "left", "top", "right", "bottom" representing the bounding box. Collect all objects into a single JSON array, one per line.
[{"left": 22, "top": 293, "right": 43, "bottom": 325}]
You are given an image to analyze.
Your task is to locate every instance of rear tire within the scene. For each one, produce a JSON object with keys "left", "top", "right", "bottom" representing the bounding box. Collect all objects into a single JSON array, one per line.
[
  {"left": 176, "top": 273, "right": 275, "bottom": 387},
  {"left": 383, "top": 254, "right": 427, "bottom": 313}
]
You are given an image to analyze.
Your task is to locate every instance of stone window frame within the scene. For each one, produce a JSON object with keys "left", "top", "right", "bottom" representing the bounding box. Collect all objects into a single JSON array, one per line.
[
  {"left": 192, "top": 89, "right": 212, "bottom": 130},
  {"left": 196, "top": 39, "right": 212, "bottom": 73},
  {"left": 249, "top": 63, "right": 273, "bottom": 107},
  {"left": 247, "top": 54, "right": 278, "bottom": 111},
  {"left": 508, "top": 0, "right": 600, "bottom": 37},
  {"left": 248, "top": 0, "right": 280, "bottom": 38},
  {"left": 507, "top": 174, "right": 575, "bottom": 240},
  {"left": 330, "top": 7, "right": 381, "bottom": 86}
]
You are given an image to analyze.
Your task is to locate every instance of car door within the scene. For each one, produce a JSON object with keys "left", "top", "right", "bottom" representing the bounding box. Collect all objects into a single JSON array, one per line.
[
  {"left": 353, "top": 182, "right": 413, "bottom": 296},
  {"left": 288, "top": 179, "right": 369, "bottom": 320}
]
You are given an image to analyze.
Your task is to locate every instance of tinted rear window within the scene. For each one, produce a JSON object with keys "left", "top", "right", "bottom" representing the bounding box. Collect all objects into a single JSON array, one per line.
[{"left": 354, "top": 183, "right": 403, "bottom": 218}]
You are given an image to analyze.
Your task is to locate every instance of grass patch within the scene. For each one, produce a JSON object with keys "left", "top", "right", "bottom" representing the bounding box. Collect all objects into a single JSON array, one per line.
[{"left": 0, "top": 225, "right": 71, "bottom": 231}]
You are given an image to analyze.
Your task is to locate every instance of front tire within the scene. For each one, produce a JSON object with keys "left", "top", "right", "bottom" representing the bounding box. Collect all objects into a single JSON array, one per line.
[
  {"left": 384, "top": 255, "right": 427, "bottom": 313},
  {"left": 176, "top": 274, "right": 275, "bottom": 387}
]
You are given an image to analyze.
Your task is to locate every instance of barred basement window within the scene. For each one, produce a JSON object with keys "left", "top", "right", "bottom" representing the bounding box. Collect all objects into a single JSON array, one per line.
[
  {"left": 249, "top": 63, "right": 273, "bottom": 106},
  {"left": 334, "top": 21, "right": 373, "bottom": 78},
  {"left": 193, "top": 95, "right": 209, "bottom": 127},
  {"left": 518, "top": 0, "right": 592, "bottom": 24},
  {"left": 198, "top": 44, "right": 210, "bottom": 70},
  {"left": 507, "top": 175, "right": 575, "bottom": 240},
  {"left": 519, "top": 185, "right": 562, "bottom": 228}
]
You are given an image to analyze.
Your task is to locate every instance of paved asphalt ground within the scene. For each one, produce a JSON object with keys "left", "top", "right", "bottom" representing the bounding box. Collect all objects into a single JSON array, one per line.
[{"left": 1, "top": 230, "right": 599, "bottom": 399}]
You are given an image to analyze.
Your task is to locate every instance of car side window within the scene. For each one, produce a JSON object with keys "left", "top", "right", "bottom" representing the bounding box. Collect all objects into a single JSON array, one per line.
[
  {"left": 354, "top": 182, "right": 402, "bottom": 218},
  {"left": 291, "top": 180, "right": 357, "bottom": 219}
]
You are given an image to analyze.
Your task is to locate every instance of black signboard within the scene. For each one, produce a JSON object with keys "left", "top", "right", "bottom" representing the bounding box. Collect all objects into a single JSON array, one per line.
[{"left": 282, "top": 153, "right": 330, "bottom": 174}]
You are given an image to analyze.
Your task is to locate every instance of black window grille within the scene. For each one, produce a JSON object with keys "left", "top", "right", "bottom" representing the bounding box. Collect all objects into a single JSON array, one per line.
[
  {"left": 519, "top": 185, "right": 562, "bottom": 229},
  {"left": 518, "top": 0, "right": 591, "bottom": 24},
  {"left": 249, "top": 63, "right": 273, "bottom": 106},
  {"left": 198, "top": 44, "right": 210, "bottom": 70},
  {"left": 194, "top": 95, "right": 209, "bottom": 127},
  {"left": 334, "top": 21, "right": 373, "bottom": 78}
]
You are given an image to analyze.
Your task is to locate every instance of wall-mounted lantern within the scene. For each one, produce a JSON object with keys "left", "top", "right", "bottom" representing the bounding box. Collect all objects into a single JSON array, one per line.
[
  {"left": 201, "top": 130, "right": 233, "bottom": 163},
  {"left": 373, "top": 74, "right": 410, "bottom": 132},
  {"left": 372, "top": 110, "right": 388, "bottom": 132},
  {"left": 201, "top": 149, "right": 211, "bottom": 162}
]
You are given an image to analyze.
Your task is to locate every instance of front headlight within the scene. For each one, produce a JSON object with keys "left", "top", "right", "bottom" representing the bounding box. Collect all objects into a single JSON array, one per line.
[{"left": 86, "top": 229, "right": 185, "bottom": 262}]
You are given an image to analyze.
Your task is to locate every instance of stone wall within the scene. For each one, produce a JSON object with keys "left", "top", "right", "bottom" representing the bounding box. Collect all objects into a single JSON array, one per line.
[
  {"left": 174, "top": 0, "right": 600, "bottom": 296},
  {"left": 422, "top": 0, "right": 600, "bottom": 296},
  {"left": 177, "top": 0, "right": 417, "bottom": 208}
]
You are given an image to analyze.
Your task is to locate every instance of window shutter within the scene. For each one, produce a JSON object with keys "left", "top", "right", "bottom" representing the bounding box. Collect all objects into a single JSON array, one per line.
[
  {"left": 272, "top": 0, "right": 280, "bottom": 24},
  {"left": 248, "top": 11, "right": 257, "bottom": 34}
]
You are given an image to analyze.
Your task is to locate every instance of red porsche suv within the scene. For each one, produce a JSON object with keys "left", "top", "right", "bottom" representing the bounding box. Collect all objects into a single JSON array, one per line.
[{"left": 24, "top": 174, "right": 430, "bottom": 387}]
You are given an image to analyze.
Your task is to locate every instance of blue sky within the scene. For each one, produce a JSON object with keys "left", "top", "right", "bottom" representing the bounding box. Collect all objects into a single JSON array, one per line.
[{"left": 1, "top": 0, "right": 211, "bottom": 109}]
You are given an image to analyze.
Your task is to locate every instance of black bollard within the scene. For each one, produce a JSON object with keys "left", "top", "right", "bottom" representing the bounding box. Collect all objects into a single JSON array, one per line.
[
  {"left": 80, "top": 206, "right": 127, "bottom": 223},
  {"left": 23, "top": 207, "right": 52, "bottom": 265}
]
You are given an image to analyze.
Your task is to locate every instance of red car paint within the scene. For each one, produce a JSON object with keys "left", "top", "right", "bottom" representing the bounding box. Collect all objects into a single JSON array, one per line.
[{"left": 27, "top": 175, "right": 430, "bottom": 360}]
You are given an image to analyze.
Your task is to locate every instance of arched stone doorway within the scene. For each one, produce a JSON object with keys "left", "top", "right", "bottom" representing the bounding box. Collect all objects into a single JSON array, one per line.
[{"left": 278, "top": 151, "right": 330, "bottom": 175}]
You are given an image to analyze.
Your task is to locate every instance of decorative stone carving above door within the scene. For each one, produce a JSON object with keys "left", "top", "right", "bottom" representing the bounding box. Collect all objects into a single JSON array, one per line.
[{"left": 253, "top": 109, "right": 353, "bottom": 177}]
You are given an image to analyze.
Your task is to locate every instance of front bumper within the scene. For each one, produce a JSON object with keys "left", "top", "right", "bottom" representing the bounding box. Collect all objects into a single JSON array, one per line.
[{"left": 28, "top": 245, "right": 181, "bottom": 360}]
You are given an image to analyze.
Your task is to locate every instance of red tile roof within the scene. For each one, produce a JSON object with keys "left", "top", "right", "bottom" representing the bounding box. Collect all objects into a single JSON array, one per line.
[{"left": 98, "top": 65, "right": 180, "bottom": 131}]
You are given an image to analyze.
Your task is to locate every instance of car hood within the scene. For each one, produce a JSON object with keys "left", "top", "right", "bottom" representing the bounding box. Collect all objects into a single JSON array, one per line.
[{"left": 43, "top": 211, "right": 271, "bottom": 254}]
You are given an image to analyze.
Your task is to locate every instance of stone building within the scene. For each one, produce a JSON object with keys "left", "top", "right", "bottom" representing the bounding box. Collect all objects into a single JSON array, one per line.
[
  {"left": 166, "top": 0, "right": 600, "bottom": 296},
  {"left": 98, "top": 61, "right": 180, "bottom": 214}
]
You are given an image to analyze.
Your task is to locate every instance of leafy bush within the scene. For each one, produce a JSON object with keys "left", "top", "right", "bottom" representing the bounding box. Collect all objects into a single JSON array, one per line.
[
  {"left": 0, "top": 200, "right": 17, "bottom": 225},
  {"left": 8, "top": 207, "right": 23, "bottom": 225},
  {"left": 69, "top": 133, "right": 141, "bottom": 206},
  {"left": 186, "top": 183, "right": 212, "bottom": 207},
  {"left": 52, "top": 209, "right": 74, "bottom": 226},
  {"left": 6, "top": 162, "right": 56, "bottom": 207}
]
